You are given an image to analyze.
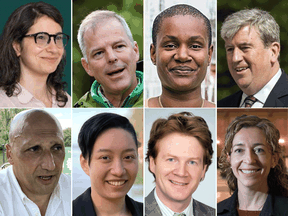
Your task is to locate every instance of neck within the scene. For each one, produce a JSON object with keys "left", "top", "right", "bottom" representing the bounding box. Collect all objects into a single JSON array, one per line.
[
  {"left": 91, "top": 190, "right": 130, "bottom": 216},
  {"left": 237, "top": 183, "right": 269, "bottom": 211},
  {"left": 156, "top": 187, "right": 190, "bottom": 213},
  {"left": 160, "top": 86, "right": 203, "bottom": 107},
  {"left": 19, "top": 71, "right": 52, "bottom": 107}
]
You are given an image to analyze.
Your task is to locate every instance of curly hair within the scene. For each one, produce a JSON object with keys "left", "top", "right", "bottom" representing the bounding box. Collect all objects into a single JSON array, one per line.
[
  {"left": 219, "top": 115, "right": 288, "bottom": 196},
  {"left": 0, "top": 2, "right": 68, "bottom": 106},
  {"left": 145, "top": 112, "right": 214, "bottom": 178}
]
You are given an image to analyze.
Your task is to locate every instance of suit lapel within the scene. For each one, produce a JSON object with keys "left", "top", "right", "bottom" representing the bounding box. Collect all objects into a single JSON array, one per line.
[{"left": 145, "top": 189, "right": 162, "bottom": 216}]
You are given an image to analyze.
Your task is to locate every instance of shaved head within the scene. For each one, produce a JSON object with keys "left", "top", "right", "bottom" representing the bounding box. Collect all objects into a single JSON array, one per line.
[{"left": 9, "top": 109, "right": 63, "bottom": 145}]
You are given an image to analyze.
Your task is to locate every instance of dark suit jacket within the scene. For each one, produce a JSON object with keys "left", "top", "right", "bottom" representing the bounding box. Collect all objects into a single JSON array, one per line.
[
  {"left": 145, "top": 189, "right": 215, "bottom": 216},
  {"left": 73, "top": 187, "right": 143, "bottom": 216},
  {"left": 218, "top": 70, "right": 288, "bottom": 107},
  {"left": 217, "top": 189, "right": 288, "bottom": 216}
]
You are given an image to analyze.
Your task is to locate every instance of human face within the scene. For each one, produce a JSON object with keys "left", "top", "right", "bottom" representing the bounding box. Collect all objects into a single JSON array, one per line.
[
  {"left": 151, "top": 15, "right": 213, "bottom": 93},
  {"left": 81, "top": 19, "right": 139, "bottom": 96},
  {"left": 7, "top": 113, "right": 65, "bottom": 198},
  {"left": 150, "top": 133, "right": 207, "bottom": 209},
  {"left": 13, "top": 16, "right": 64, "bottom": 77},
  {"left": 81, "top": 128, "right": 138, "bottom": 201},
  {"left": 229, "top": 127, "right": 278, "bottom": 191},
  {"left": 225, "top": 26, "right": 278, "bottom": 95}
]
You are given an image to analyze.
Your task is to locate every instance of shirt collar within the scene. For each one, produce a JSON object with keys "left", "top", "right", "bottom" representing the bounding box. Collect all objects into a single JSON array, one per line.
[
  {"left": 240, "top": 68, "right": 282, "bottom": 107},
  {"left": 154, "top": 189, "right": 193, "bottom": 216}
]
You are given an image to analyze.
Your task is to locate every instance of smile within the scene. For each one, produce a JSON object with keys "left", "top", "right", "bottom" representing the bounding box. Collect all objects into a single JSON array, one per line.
[
  {"left": 170, "top": 66, "right": 196, "bottom": 75},
  {"left": 107, "top": 180, "right": 127, "bottom": 186},
  {"left": 235, "top": 67, "right": 249, "bottom": 72},
  {"left": 240, "top": 169, "right": 261, "bottom": 174},
  {"left": 107, "top": 68, "right": 125, "bottom": 76},
  {"left": 170, "top": 180, "right": 188, "bottom": 186},
  {"left": 39, "top": 176, "right": 53, "bottom": 180}
]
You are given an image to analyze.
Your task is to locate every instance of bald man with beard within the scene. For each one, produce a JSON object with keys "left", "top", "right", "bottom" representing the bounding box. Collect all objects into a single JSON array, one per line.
[{"left": 0, "top": 109, "right": 71, "bottom": 216}]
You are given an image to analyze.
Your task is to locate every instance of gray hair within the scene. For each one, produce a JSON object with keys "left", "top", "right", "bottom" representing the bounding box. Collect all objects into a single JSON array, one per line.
[
  {"left": 221, "top": 8, "right": 280, "bottom": 47},
  {"left": 77, "top": 10, "right": 134, "bottom": 61}
]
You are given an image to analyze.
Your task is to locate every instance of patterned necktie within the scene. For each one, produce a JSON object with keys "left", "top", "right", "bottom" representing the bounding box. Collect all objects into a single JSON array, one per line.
[
  {"left": 244, "top": 95, "right": 257, "bottom": 108},
  {"left": 173, "top": 213, "right": 186, "bottom": 216}
]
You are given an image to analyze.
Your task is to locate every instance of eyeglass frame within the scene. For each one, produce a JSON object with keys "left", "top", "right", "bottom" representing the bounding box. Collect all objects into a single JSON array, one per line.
[{"left": 22, "top": 32, "right": 70, "bottom": 48}]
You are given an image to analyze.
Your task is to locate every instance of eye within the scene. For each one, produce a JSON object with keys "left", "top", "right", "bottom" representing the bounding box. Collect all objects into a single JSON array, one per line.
[
  {"left": 226, "top": 47, "right": 234, "bottom": 52},
  {"left": 167, "top": 158, "right": 174, "bottom": 162},
  {"left": 164, "top": 44, "right": 177, "bottom": 49},
  {"left": 101, "top": 156, "right": 110, "bottom": 160},
  {"left": 36, "top": 34, "right": 47, "bottom": 41},
  {"left": 254, "top": 148, "right": 264, "bottom": 154},
  {"left": 28, "top": 145, "right": 40, "bottom": 152},
  {"left": 94, "top": 51, "right": 103, "bottom": 57},
  {"left": 53, "top": 144, "right": 63, "bottom": 151},
  {"left": 191, "top": 44, "right": 202, "bottom": 49},
  {"left": 124, "top": 155, "right": 135, "bottom": 160},
  {"left": 234, "top": 148, "right": 243, "bottom": 153},
  {"left": 189, "top": 161, "right": 196, "bottom": 165},
  {"left": 116, "top": 44, "right": 125, "bottom": 49}
]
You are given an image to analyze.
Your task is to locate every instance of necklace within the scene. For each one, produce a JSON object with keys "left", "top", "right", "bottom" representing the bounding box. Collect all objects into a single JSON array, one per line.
[{"left": 158, "top": 96, "right": 204, "bottom": 108}]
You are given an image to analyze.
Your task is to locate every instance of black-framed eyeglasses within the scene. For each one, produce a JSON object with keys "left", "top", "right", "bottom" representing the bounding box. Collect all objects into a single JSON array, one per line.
[{"left": 22, "top": 32, "right": 70, "bottom": 48}]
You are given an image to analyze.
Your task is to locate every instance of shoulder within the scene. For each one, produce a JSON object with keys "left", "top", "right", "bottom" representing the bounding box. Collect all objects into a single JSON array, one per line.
[
  {"left": 59, "top": 173, "right": 71, "bottom": 189},
  {"left": 0, "top": 88, "right": 16, "bottom": 107},
  {"left": 73, "top": 188, "right": 96, "bottom": 216},
  {"left": 63, "top": 92, "right": 71, "bottom": 108},
  {"left": 272, "top": 195, "right": 288, "bottom": 215},
  {"left": 132, "top": 91, "right": 143, "bottom": 108},
  {"left": 193, "top": 199, "right": 215, "bottom": 216},
  {"left": 126, "top": 195, "right": 143, "bottom": 215},
  {"left": 217, "top": 91, "right": 242, "bottom": 107},
  {"left": 74, "top": 91, "right": 103, "bottom": 108}
]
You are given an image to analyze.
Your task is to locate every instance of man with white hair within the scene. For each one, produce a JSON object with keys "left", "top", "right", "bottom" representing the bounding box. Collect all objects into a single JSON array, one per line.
[
  {"left": 74, "top": 10, "right": 143, "bottom": 108},
  {"left": 0, "top": 109, "right": 71, "bottom": 216},
  {"left": 218, "top": 9, "right": 288, "bottom": 108}
]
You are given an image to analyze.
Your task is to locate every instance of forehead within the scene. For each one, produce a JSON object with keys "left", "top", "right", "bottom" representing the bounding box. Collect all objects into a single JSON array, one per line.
[
  {"left": 232, "top": 127, "right": 267, "bottom": 146},
  {"left": 28, "top": 15, "right": 62, "bottom": 33},
  {"left": 157, "top": 15, "right": 208, "bottom": 42},
  {"left": 225, "top": 25, "right": 262, "bottom": 45}
]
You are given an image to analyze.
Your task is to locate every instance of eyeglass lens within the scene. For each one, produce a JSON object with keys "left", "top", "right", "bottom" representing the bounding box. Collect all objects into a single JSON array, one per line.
[{"left": 36, "top": 33, "right": 68, "bottom": 48}]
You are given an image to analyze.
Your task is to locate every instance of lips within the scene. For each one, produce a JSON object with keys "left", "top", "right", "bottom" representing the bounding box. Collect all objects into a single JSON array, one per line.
[
  {"left": 235, "top": 66, "right": 249, "bottom": 72},
  {"left": 41, "top": 57, "right": 59, "bottom": 63},
  {"left": 170, "top": 180, "right": 188, "bottom": 186},
  {"left": 240, "top": 169, "right": 261, "bottom": 174},
  {"left": 107, "top": 180, "right": 127, "bottom": 186},
  {"left": 107, "top": 68, "right": 125, "bottom": 76},
  {"left": 169, "top": 66, "right": 196, "bottom": 75}
]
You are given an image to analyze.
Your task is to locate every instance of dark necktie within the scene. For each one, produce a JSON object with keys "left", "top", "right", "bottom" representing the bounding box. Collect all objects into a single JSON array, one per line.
[
  {"left": 173, "top": 213, "right": 186, "bottom": 216},
  {"left": 244, "top": 95, "right": 257, "bottom": 107}
]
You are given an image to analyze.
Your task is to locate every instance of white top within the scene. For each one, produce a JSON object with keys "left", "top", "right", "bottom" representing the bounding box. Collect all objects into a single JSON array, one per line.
[
  {"left": 240, "top": 68, "right": 282, "bottom": 108},
  {"left": 0, "top": 84, "right": 71, "bottom": 108},
  {"left": 154, "top": 189, "right": 193, "bottom": 216},
  {"left": 0, "top": 166, "right": 71, "bottom": 216}
]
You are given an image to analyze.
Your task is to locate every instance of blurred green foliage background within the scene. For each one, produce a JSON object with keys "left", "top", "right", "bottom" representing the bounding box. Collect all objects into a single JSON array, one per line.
[
  {"left": 73, "top": 0, "right": 143, "bottom": 104},
  {"left": 217, "top": 0, "right": 288, "bottom": 101}
]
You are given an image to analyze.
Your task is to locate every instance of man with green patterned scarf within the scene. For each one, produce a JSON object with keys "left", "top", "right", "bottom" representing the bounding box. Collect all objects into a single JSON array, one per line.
[{"left": 74, "top": 10, "right": 143, "bottom": 108}]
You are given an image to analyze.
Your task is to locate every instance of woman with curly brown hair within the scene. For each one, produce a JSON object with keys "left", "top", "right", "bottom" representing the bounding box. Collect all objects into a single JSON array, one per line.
[
  {"left": 218, "top": 115, "right": 288, "bottom": 216},
  {"left": 0, "top": 2, "right": 70, "bottom": 107}
]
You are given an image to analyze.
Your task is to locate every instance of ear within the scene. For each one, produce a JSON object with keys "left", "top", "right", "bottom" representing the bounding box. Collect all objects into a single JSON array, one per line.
[
  {"left": 271, "top": 153, "right": 279, "bottom": 169},
  {"left": 6, "top": 144, "right": 14, "bottom": 165},
  {"left": 270, "top": 42, "right": 280, "bottom": 64},
  {"left": 149, "top": 156, "right": 156, "bottom": 175},
  {"left": 207, "top": 45, "right": 214, "bottom": 66},
  {"left": 80, "top": 154, "right": 90, "bottom": 176},
  {"left": 227, "top": 153, "right": 231, "bottom": 163},
  {"left": 200, "top": 164, "right": 207, "bottom": 181},
  {"left": 150, "top": 44, "right": 156, "bottom": 65},
  {"left": 12, "top": 41, "right": 21, "bottom": 57},
  {"left": 81, "top": 58, "right": 93, "bottom": 77},
  {"left": 133, "top": 41, "right": 140, "bottom": 62}
]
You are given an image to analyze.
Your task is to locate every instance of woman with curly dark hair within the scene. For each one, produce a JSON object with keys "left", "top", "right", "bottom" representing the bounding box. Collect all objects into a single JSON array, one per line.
[
  {"left": 218, "top": 115, "right": 288, "bottom": 216},
  {"left": 0, "top": 2, "right": 70, "bottom": 107}
]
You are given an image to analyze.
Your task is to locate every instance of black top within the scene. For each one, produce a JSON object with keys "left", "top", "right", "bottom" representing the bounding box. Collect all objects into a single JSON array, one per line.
[
  {"left": 217, "top": 189, "right": 288, "bottom": 216},
  {"left": 73, "top": 187, "right": 143, "bottom": 216}
]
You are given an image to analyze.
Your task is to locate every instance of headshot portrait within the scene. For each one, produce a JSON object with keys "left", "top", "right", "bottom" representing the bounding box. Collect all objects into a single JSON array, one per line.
[
  {"left": 0, "top": 1, "right": 72, "bottom": 108},
  {"left": 72, "top": 109, "right": 143, "bottom": 215},
  {"left": 145, "top": 1, "right": 216, "bottom": 108},
  {"left": 217, "top": 1, "right": 288, "bottom": 107},
  {"left": 0, "top": 108, "right": 71, "bottom": 216},
  {"left": 217, "top": 109, "right": 288, "bottom": 215},
  {"left": 73, "top": 1, "right": 143, "bottom": 108},
  {"left": 145, "top": 109, "right": 216, "bottom": 215}
]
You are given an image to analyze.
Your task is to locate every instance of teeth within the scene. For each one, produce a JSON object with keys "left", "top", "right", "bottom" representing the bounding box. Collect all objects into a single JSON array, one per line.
[
  {"left": 107, "top": 181, "right": 126, "bottom": 186},
  {"left": 241, "top": 170, "right": 258, "bottom": 174},
  {"left": 40, "top": 176, "right": 52, "bottom": 180},
  {"left": 236, "top": 67, "right": 248, "bottom": 71},
  {"left": 170, "top": 180, "right": 186, "bottom": 186}
]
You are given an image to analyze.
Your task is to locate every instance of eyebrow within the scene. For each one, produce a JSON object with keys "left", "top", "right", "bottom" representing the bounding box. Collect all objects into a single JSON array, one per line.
[
  {"left": 89, "top": 39, "right": 127, "bottom": 55},
  {"left": 232, "top": 143, "right": 266, "bottom": 148},
  {"left": 225, "top": 42, "right": 253, "bottom": 48},
  {"left": 97, "top": 148, "right": 136, "bottom": 153},
  {"left": 163, "top": 35, "right": 205, "bottom": 42},
  {"left": 166, "top": 153, "right": 202, "bottom": 161}
]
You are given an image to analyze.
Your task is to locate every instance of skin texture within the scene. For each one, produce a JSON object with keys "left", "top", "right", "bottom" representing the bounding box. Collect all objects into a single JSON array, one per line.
[
  {"left": 80, "top": 128, "right": 138, "bottom": 215},
  {"left": 13, "top": 16, "right": 64, "bottom": 79},
  {"left": 6, "top": 110, "right": 65, "bottom": 208},
  {"left": 228, "top": 127, "right": 278, "bottom": 192},
  {"left": 81, "top": 18, "right": 139, "bottom": 106},
  {"left": 225, "top": 26, "right": 280, "bottom": 95},
  {"left": 149, "top": 132, "right": 207, "bottom": 212},
  {"left": 151, "top": 15, "right": 213, "bottom": 94}
]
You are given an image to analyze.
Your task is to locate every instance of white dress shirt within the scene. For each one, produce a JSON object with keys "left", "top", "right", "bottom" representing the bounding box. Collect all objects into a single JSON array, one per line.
[
  {"left": 240, "top": 68, "right": 282, "bottom": 108},
  {"left": 0, "top": 166, "right": 71, "bottom": 216},
  {"left": 154, "top": 189, "right": 193, "bottom": 216}
]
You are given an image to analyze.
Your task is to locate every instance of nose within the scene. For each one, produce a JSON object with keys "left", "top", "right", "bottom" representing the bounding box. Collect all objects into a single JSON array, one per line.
[
  {"left": 46, "top": 39, "right": 59, "bottom": 52},
  {"left": 173, "top": 162, "right": 188, "bottom": 177},
  {"left": 232, "top": 48, "right": 243, "bottom": 63},
  {"left": 41, "top": 151, "right": 55, "bottom": 171},
  {"left": 110, "top": 159, "right": 126, "bottom": 176},
  {"left": 174, "top": 45, "right": 191, "bottom": 62},
  {"left": 106, "top": 48, "right": 118, "bottom": 64},
  {"left": 243, "top": 149, "right": 257, "bottom": 164}
]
